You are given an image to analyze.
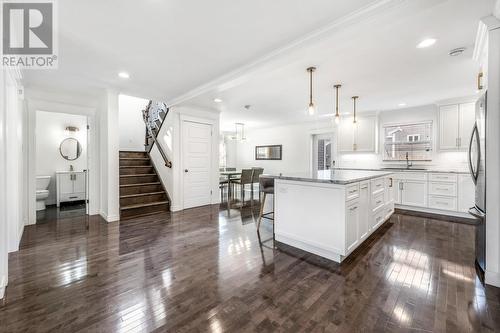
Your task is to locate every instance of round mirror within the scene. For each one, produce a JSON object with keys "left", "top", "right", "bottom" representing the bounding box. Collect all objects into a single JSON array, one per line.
[{"left": 59, "top": 138, "right": 82, "bottom": 161}]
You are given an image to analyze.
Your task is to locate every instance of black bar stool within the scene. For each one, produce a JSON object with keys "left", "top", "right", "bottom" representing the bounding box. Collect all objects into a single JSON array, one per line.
[{"left": 257, "top": 177, "right": 274, "bottom": 232}]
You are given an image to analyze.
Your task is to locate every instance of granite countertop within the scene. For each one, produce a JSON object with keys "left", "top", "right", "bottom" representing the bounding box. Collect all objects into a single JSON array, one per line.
[
  {"left": 261, "top": 170, "right": 393, "bottom": 185},
  {"left": 333, "top": 167, "right": 470, "bottom": 174}
]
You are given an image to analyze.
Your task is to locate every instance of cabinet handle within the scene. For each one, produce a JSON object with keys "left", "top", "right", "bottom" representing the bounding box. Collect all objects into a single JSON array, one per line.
[
  {"left": 436, "top": 187, "right": 448, "bottom": 191},
  {"left": 361, "top": 186, "right": 368, "bottom": 189},
  {"left": 376, "top": 200, "right": 382, "bottom": 205},
  {"left": 350, "top": 206, "right": 358, "bottom": 211},
  {"left": 389, "top": 178, "right": 393, "bottom": 187},
  {"left": 69, "top": 196, "right": 78, "bottom": 199},
  {"left": 376, "top": 184, "right": 382, "bottom": 187},
  {"left": 458, "top": 138, "right": 461, "bottom": 147},
  {"left": 478, "top": 72, "right": 483, "bottom": 90},
  {"left": 349, "top": 190, "right": 357, "bottom": 194},
  {"left": 436, "top": 201, "right": 448, "bottom": 205}
]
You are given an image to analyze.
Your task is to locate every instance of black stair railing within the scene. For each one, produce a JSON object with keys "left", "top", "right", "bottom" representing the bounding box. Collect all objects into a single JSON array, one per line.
[{"left": 142, "top": 101, "right": 172, "bottom": 168}]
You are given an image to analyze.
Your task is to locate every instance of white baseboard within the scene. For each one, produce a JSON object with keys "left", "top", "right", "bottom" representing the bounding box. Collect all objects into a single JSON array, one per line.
[
  {"left": 486, "top": 270, "right": 500, "bottom": 288},
  {"left": 0, "top": 275, "right": 7, "bottom": 299},
  {"left": 170, "top": 205, "right": 183, "bottom": 212},
  {"left": 99, "top": 211, "right": 120, "bottom": 223},
  {"left": 395, "top": 204, "right": 474, "bottom": 220}
]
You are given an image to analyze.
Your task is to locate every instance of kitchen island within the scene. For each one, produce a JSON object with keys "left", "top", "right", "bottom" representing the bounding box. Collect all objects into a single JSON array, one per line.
[{"left": 263, "top": 170, "right": 394, "bottom": 263}]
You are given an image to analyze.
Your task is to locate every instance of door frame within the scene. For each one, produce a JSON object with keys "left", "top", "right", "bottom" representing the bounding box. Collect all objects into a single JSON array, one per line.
[
  {"left": 309, "top": 129, "right": 336, "bottom": 176},
  {"left": 312, "top": 132, "right": 335, "bottom": 174},
  {"left": 179, "top": 115, "right": 217, "bottom": 210},
  {"left": 27, "top": 99, "right": 97, "bottom": 224}
]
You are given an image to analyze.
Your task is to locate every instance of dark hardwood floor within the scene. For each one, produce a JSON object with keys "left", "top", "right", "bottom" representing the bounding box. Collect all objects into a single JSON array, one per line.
[{"left": 1, "top": 202, "right": 499, "bottom": 332}]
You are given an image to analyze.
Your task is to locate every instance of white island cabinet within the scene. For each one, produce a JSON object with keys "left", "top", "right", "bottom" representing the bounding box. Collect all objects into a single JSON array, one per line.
[{"left": 271, "top": 170, "right": 394, "bottom": 263}]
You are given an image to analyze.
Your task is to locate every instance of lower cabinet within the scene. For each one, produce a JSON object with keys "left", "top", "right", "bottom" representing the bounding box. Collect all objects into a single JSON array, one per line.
[
  {"left": 458, "top": 174, "right": 475, "bottom": 212},
  {"left": 401, "top": 181, "right": 427, "bottom": 207},
  {"left": 346, "top": 200, "right": 360, "bottom": 253},
  {"left": 358, "top": 181, "right": 370, "bottom": 241}
]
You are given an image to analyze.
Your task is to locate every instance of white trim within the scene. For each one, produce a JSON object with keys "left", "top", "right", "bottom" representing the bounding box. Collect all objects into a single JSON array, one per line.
[
  {"left": 275, "top": 234, "right": 343, "bottom": 263},
  {"left": 486, "top": 270, "right": 500, "bottom": 287},
  {"left": 165, "top": 0, "right": 407, "bottom": 106},
  {"left": 99, "top": 211, "right": 119, "bottom": 223},
  {"left": 395, "top": 204, "right": 474, "bottom": 220},
  {"left": 0, "top": 275, "right": 6, "bottom": 299}
]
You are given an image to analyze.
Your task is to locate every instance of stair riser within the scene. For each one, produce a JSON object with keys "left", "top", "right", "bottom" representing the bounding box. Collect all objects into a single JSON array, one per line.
[
  {"left": 119, "top": 151, "right": 148, "bottom": 158},
  {"left": 121, "top": 204, "right": 168, "bottom": 219},
  {"left": 120, "top": 193, "right": 167, "bottom": 206},
  {"left": 120, "top": 184, "right": 163, "bottom": 196},
  {"left": 120, "top": 167, "right": 154, "bottom": 175},
  {"left": 120, "top": 175, "right": 158, "bottom": 185},
  {"left": 120, "top": 159, "right": 151, "bottom": 166}
]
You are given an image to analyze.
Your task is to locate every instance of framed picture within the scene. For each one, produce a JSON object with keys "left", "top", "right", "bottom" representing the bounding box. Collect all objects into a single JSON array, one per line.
[{"left": 255, "top": 145, "right": 282, "bottom": 160}]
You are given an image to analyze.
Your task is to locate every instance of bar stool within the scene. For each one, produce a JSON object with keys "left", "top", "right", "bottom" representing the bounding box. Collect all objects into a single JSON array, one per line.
[{"left": 257, "top": 177, "right": 274, "bottom": 232}]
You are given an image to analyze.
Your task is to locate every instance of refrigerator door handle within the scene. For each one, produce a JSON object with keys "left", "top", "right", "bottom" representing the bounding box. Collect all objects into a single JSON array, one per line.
[{"left": 468, "top": 123, "right": 480, "bottom": 185}]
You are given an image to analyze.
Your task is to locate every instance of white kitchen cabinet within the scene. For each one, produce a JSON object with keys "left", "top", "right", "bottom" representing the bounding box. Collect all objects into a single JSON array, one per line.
[
  {"left": 439, "top": 102, "right": 475, "bottom": 150},
  {"left": 401, "top": 181, "right": 427, "bottom": 207},
  {"left": 358, "top": 181, "right": 370, "bottom": 240},
  {"left": 346, "top": 200, "right": 360, "bottom": 253},
  {"left": 458, "top": 174, "right": 475, "bottom": 213},
  {"left": 338, "top": 116, "right": 376, "bottom": 152},
  {"left": 56, "top": 171, "right": 86, "bottom": 207},
  {"left": 459, "top": 102, "right": 475, "bottom": 148}
]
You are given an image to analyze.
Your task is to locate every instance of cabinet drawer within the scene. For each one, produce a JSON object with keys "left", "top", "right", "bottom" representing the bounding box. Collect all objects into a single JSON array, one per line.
[
  {"left": 371, "top": 178, "right": 385, "bottom": 195},
  {"left": 393, "top": 172, "right": 427, "bottom": 181},
  {"left": 60, "top": 192, "right": 85, "bottom": 202},
  {"left": 373, "top": 209, "right": 385, "bottom": 229},
  {"left": 428, "top": 195, "right": 457, "bottom": 211},
  {"left": 346, "top": 183, "right": 360, "bottom": 201},
  {"left": 372, "top": 192, "right": 385, "bottom": 212},
  {"left": 428, "top": 182, "right": 457, "bottom": 197},
  {"left": 429, "top": 173, "right": 457, "bottom": 183}
]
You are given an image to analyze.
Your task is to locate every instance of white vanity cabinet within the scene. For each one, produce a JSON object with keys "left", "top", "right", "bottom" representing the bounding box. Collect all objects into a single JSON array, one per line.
[{"left": 56, "top": 171, "right": 86, "bottom": 207}]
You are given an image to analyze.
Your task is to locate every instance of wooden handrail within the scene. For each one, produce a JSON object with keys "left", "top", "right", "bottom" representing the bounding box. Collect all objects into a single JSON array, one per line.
[{"left": 142, "top": 105, "right": 172, "bottom": 168}]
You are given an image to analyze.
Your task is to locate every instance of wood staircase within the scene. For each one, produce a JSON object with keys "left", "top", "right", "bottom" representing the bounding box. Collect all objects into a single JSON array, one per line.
[{"left": 119, "top": 151, "right": 169, "bottom": 219}]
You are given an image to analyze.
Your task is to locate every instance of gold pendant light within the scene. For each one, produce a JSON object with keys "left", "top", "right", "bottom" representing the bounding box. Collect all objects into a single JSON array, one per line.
[
  {"left": 352, "top": 96, "right": 359, "bottom": 125},
  {"left": 334, "top": 84, "right": 341, "bottom": 124},
  {"left": 306, "top": 67, "right": 316, "bottom": 115}
]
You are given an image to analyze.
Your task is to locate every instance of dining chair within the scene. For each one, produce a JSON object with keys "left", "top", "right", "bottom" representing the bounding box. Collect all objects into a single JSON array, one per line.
[
  {"left": 251, "top": 167, "right": 264, "bottom": 201},
  {"left": 257, "top": 177, "right": 274, "bottom": 233},
  {"left": 219, "top": 176, "right": 229, "bottom": 202},
  {"left": 232, "top": 169, "right": 254, "bottom": 203}
]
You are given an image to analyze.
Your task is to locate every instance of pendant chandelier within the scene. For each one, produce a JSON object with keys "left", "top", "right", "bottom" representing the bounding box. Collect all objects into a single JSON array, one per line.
[
  {"left": 352, "top": 96, "right": 359, "bottom": 125},
  {"left": 334, "top": 84, "right": 341, "bottom": 124},
  {"left": 230, "top": 122, "right": 246, "bottom": 141},
  {"left": 306, "top": 67, "right": 316, "bottom": 115}
]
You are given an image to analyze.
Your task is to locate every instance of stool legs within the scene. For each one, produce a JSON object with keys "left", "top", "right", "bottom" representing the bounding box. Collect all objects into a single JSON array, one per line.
[{"left": 257, "top": 192, "right": 267, "bottom": 231}]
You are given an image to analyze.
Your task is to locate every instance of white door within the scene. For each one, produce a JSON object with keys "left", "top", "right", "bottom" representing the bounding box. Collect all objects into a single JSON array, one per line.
[
  {"left": 439, "top": 105, "right": 459, "bottom": 150},
  {"left": 458, "top": 102, "right": 475, "bottom": 149},
  {"left": 458, "top": 174, "right": 475, "bottom": 213},
  {"left": 401, "top": 181, "right": 427, "bottom": 207},
  {"left": 182, "top": 121, "right": 212, "bottom": 209},
  {"left": 354, "top": 117, "right": 376, "bottom": 152},
  {"left": 312, "top": 133, "right": 334, "bottom": 174},
  {"left": 338, "top": 120, "right": 354, "bottom": 152},
  {"left": 358, "top": 182, "right": 369, "bottom": 239}
]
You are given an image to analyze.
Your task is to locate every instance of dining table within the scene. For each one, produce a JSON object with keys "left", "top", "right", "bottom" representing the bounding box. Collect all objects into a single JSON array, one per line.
[{"left": 220, "top": 170, "right": 241, "bottom": 200}]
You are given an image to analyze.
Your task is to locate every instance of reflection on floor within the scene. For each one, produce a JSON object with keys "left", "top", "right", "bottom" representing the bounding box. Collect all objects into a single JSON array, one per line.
[
  {"left": 2, "top": 202, "right": 500, "bottom": 332},
  {"left": 36, "top": 202, "right": 86, "bottom": 223}
]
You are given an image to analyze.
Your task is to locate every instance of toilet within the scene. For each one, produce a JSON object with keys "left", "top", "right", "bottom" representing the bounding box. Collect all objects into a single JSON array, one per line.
[{"left": 36, "top": 176, "right": 51, "bottom": 211}]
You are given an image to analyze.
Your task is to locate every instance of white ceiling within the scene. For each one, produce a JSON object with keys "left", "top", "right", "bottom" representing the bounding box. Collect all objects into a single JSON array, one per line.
[
  {"left": 177, "top": 0, "right": 494, "bottom": 131},
  {"left": 22, "top": 0, "right": 379, "bottom": 100}
]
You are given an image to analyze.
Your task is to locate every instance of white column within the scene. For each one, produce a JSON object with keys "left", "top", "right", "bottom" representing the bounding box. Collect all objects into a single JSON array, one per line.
[{"left": 99, "top": 90, "right": 120, "bottom": 222}]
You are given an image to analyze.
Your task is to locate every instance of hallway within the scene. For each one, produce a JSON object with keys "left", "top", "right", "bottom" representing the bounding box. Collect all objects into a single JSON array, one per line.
[{"left": 1, "top": 206, "right": 499, "bottom": 332}]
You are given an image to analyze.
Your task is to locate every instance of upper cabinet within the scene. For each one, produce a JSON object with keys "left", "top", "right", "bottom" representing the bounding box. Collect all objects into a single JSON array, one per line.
[
  {"left": 338, "top": 116, "right": 377, "bottom": 153},
  {"left": 439, "top": 102, "right": 475, "bottom": 150}
]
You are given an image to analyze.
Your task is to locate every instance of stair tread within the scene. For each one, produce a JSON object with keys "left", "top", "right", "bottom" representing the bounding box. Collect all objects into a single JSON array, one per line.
[
  {"left": 120, "top": 174, "right": 156, "bottom": 177},
  {"left": 119, "top": 157, "right": 150, "bottom": 160},
  {"left": 120, "top": 201, "right": 169, "bottom": 210},
  {"left": 120, "top": 182, "right": 161, "bottom": 187},
  {"left": 120, "top": 166, "right": 152, "bottom": 168},
  {"left": 120, "top": 191, "right": 165, "bottom": 198}
]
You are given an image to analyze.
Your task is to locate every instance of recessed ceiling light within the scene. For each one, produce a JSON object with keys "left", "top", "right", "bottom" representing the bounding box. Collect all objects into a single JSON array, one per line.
[
  {"left": 118, "top": 72, "right": 130, "bottom": 79},
  {"left": 214, "top": 98, "right": 223, "bottom": 103},
  {"left": 398, "top": 103, "right": 407, "bottom": 107},
  {"left": 417, "top": 38, "right": 437, "bottom": 48}
]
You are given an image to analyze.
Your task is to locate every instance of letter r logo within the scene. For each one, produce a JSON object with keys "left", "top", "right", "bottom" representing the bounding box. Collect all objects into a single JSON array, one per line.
[{"left": 2, "top": 2, "right": 53, "bottom": 55}]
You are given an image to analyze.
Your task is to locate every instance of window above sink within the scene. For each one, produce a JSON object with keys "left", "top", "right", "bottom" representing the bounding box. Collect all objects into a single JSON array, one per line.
[{"left": 383, "top": 121, "right": 433, "bottom": 161}]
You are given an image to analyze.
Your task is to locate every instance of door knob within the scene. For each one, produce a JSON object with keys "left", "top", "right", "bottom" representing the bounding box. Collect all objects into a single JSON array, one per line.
[{"left": 184, "top": 169, "right": 189, "bottom": 173}]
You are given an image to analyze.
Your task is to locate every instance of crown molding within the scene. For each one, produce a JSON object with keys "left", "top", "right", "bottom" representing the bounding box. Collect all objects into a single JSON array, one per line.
[{"left": 165, "top": 0, "right": 409, "bottom": 107}]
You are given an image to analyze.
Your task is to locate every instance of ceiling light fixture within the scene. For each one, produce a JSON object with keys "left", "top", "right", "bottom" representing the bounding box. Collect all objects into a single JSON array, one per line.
[
  {"left": 417, "top": 38, "right": 437, "bottom": 48},
  {"left": 306, "top": 67, "right": 317, "bottom": 116},
  {"left": 334, "top": 84, "right": 341, "bottom": 125},
  {"left": 118, "top": 71, "right": 130, "bottom": 79},
  {"left": 449, "top": 47, "right": 466, "bottom": 57},
  {"left": 214, "top": 98, "right": 223, "bottom": 103},
  {"left": 352, "top": 96, "right": 359, "bottom": 125},
  {"left": 398, "top": 103, "right": 407, "bottom": 107}
]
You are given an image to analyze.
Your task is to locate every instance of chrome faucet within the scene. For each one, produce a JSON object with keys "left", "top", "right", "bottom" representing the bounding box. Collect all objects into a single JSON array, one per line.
[{"left": 405, "top": 152, "right": 413, "bottom": 169}]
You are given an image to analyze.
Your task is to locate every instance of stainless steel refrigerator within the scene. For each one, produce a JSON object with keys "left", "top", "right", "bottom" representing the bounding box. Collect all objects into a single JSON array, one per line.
[{"left": 468, "top": 92, "right": 486, "bottom": 274}]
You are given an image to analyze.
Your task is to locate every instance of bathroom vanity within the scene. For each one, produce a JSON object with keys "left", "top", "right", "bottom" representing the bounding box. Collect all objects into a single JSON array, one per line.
[{"left": 56, "top": 171, "right": 87, "bottom": 207}]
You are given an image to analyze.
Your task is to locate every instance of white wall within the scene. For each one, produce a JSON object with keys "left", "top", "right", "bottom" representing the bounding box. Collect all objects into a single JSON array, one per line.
[
  {"left": 0, "top": 67, "right": 7, "bottom": 299},
  {"left": 118, "top": 94, "right": 148, "bottom": 151},
  {"left": 35, "top": 111, "right": 88, "bottom": 205},
  {"left": 152, "top": 105, "right": 220, "bottom": 211}
]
